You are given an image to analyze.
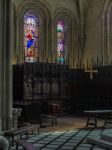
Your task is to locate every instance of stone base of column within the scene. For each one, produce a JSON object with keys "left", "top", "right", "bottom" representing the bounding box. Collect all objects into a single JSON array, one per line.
[
  {"left": 0, "top": 117, "right": 2, "bottom": 132},
  {"left": 2, "top": 117, "right": 12, "bottom": 131}
]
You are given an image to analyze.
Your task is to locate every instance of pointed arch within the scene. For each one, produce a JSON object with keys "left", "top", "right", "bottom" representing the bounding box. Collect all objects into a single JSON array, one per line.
[
  {"left": 53, "top": 7, "right": 78, "bottom": 67},
  {"left": 101, "top": 0, "right": 112, "bottom": 65},
  {"left": 107, "top": 1, "right": 112, "bottom": 64},
  {"left": 15, "top": 0, "right": 52, "bottom": 63}
]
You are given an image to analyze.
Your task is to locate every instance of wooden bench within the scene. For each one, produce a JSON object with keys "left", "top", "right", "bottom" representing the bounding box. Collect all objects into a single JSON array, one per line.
[
  {"left": 40, "top": 114, "right": 57, "bottom": 126},
  {"left": 87, "top": 136, "right": 112, "bottom": 150},
  {"left": 84, "top": 110, "right": 112, "bottom": 128},
  {"left": 101, "top": 133, "right": 112, "bottom": 142},
  {"left": 15, "top": 139, "right": 40, "bottom": 150},
  {"left": 4, "top": 124, "right": 40, "bottom": 146}
]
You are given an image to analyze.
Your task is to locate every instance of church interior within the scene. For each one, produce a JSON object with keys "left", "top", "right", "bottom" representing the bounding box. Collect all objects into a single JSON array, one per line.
[{"left": 1, "top": 0, "right": 112, "bottom": 149}]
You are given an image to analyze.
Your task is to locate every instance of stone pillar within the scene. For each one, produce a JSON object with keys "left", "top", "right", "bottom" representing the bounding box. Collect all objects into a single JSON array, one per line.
[
  {"left": 0, "top": 0, "right": 13, "bottom": 131},
  {"left": 75, "top": 0, "right": 87, "bottom": 66}
]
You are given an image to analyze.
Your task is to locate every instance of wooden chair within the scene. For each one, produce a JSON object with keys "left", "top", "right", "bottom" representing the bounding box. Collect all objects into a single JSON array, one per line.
[
  {"left": 4, "top": 124, "right": 39, "bottom": 146},
  {"left": 40, "top": 114, "right": 57, "bottom": 126},
  {"left": 15, "top": 139, "right": 40, "bottom": 150}
]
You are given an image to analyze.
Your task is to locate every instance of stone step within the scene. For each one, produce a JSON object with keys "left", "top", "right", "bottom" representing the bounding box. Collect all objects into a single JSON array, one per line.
[
  {"left": 87, "top": 137, "right": 112, "bottom": 150},
  {"left": 101, "top": 133, "right": 112, "bottom": 142}
]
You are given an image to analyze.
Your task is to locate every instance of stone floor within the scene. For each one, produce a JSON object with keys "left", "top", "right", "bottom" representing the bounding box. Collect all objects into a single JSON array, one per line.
[{"left": 9, "top": 114, "right": 112, "bottom": 150}]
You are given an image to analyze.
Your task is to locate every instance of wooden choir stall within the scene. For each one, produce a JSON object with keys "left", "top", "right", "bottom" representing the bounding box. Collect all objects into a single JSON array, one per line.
[
  {"left": 13, "top": 62, "right": 68, "bottom": 124},
  {"left": 13, "top": 62, "right": 112, "bottom": 125}
]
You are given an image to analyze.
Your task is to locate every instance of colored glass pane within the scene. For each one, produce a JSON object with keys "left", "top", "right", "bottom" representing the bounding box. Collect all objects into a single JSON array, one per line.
[
  {"left": 24, "top": 12, "right": 39, "bottom": 62},
  {"left": 57, "top": 20, "right": 65, "bottom": 64}
]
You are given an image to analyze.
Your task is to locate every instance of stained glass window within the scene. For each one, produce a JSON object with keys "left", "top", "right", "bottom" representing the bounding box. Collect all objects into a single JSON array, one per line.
[
  {"left": 24, "top": 12, "right": 39, "bottom": 62},
  {"left": 57, "top": 20, "right": 65, "bottom": 64}
]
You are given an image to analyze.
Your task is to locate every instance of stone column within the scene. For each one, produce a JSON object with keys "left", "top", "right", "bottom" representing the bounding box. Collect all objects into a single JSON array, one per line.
[
  {"left": 0, "top": 0, "right": 13, "bottom": 131},
  {"left": 75, "top": 0, "right": 87, "bottom": 66}
]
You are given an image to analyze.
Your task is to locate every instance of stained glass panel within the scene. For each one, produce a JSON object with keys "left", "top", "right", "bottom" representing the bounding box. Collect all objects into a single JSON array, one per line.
[
  {"left": 24, "top": 12, "right": 39, "bottom": 62},
  {"left": 57, "top": 20, "right": 65, "bottom": 64}
]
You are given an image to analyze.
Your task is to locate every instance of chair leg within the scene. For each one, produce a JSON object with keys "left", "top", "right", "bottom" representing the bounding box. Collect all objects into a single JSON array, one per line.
[
  {"left": 12, "top": 135, "right": 14, "bottom": 146},
  {"left": 16, "top": 143, "right": 18, "bottom": 150}
]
